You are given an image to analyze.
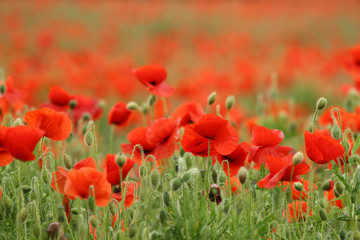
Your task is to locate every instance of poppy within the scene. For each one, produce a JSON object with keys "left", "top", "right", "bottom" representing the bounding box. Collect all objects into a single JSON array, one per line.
[
  {"left": 171, "top": 101, "right": 204, "bottom": 127},
  {"left": 64, "top": 167, "right": 111, "bottom": 207},
  {"left": 0, "top": 76, "right": 25, "bottom": 115},
  {"left": 132, "top": 64, "right": 175, "bottom": 97},
  {"left": 181, "top": 114, "right": 239, "bottom": 157},
  {"left": 304, "top": 131, "right": 345, "bottom": 164},
  {"left": 108, "top": 102, "right": 132, "bottom": 127},
  {"left": 257, "top": 155, "right": 310, "bottom": 189},
  {"left": 112, "top": 182, "right": 137, "bottom": 209},
  {"left": 104, "top": 154, "right": 135, "bottom": 186},
  {"left": 283, "top": 201, "right": 311, "bottom": 222},
  {"left": 283, "top": 180, "right": 317, "bottom": 200},
  {"left": 248, "top": 125, "right": 292, "bottom": 166},
  {"left": 0, "top": 125, "right": 44, "bottom": 166},
  {"left": 219, "top": 142, "right": 250, "bottom": 177},
  {"left": 48, "top": 86, "right": 73, "bottom": 107},
  {"left": 24, "top": 107, "right": 72, "bottom": 141},
  {"left": 71, "top": 95, "right": 103, "bottom": 124},
  {"left": 121, "top": 118, "right": 177, "bottom": 164},
  {"left": 344, "top": 44, "right": 360, "bottom": 76}
]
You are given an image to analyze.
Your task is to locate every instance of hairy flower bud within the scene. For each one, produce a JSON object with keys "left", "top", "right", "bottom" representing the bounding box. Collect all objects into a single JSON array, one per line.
[
  {"left": 218, "top": 171, "right": 227, "bottom": 184},
  {"left": 238, "top": 167, "right": 248, "bottom": 184},
  {"left": 181, "top": 172, "right": 191, "bottom": 183},
  {"left": 171, "top": 178, "right": 182, "bottom": 192},
  {"left": 331, "top": 125, "right": 341, "bottom": 140},
  {"left": 316, "top": 97, "right": 327, "bottom": 111},
  {"left": 163, "top": 191, "right": 170, "bottom": 207},
  {"left": 207, "top": 92, "right": 217, "bottom": 106},
  {"left": 89, "top": 215, "right": 99, "bottom": 228},
  {"left": 225, "top": 95, "right": 235, "bottom": 111},
  {"left": 150, "top": 169, "right": 160, "bottom": 189},
  {"left": 84, "top": 131, "right": 94, "bottom": 146},
  {"left": 116, "top": 153, "right": 126, "bottom": 168},
  {"left": 127, "top": 101, "right": 139, "bottom": 111},
  {"left": 294, "top": 182, "right": 303, "bottom": 191},
  {"left": 211, "top": 169, "right": 218, "bottom": 183},
  {"left": 293, "top": 151, "right": 304, "bottom": 166},
  {"left": 319, "top": 208, "right": 327, "bottom": 221},
  {"left": 335, "top": 181, "right": 345, "bottom": 196},
  {"left": 62, "top": 154, "right": 72, "bottom": 170}
]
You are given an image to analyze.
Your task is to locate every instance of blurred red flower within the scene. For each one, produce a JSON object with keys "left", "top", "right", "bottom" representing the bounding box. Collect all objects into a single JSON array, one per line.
[
  {"left": 108, "top": 102, "right": 132, "bottom": 127},
  {"left": 104, "top": 154, "right": 135, "bottom": 186},
  {"left": 283, "top": 201, "right": 311, "bottom": 222},
  {"left": 171, "top": 101, "right": 204, "bottom": 127}
]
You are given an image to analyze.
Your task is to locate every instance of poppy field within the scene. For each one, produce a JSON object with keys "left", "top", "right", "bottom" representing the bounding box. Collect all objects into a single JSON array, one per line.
[{"left": 2, "top": 1, "right": 360, "bottom": 239}]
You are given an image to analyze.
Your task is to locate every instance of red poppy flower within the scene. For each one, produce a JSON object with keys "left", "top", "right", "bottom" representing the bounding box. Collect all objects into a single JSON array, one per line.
[
  {"left": 219, "top": 142, "right": 250, "bottom": 177},
  {"left": 48, "top": 86, "right": 73, "bottom": 107},
  {"left": 344, "top": 44, "right": 360, "bottom": 76},
  {"left": 171, "top": 101, "right": 204, "bottom": 127},
  {"left": 132, "top": 64, "right": 175, "bottom": 97},
  {"left": 64, "top": 167, "right": 111, "bottom": 207},
  {"left": 104, "top": 154, "right": 135, "bottom": 186},
  {"left": 121, "top": 118, "right": 177, "bottom": 164},
  {"left": 248, "top": 125, "right": 292, "bottom": 165},
  {"left": 112, "top": 182, "right": 137, "bottom": 209},
  {"left": 24, "top": 107, "right": 72, "bottom": 141},
  {"left": 181, "top": 114, "right": 239, "bottom": 156},
  {"left": 283, "top": 201, "right": 311, "bottom": 222},
  {"left": 72, "top": 95, "right": 103, "bottom": 123},
  {"left": 257, "top": 155, "right": 310, "bottom": 189},
  {"left": 108, "top": 102, "right": 132, "bottom": 127},
  {"left": 0, "top": 126, "right": 44, "bottom": 166},
  {"left": 0, "top": 76, "right": 25, "bottom": 115},
  {"left": 304, "top": 131, "right": 345, "bottom": 164}
]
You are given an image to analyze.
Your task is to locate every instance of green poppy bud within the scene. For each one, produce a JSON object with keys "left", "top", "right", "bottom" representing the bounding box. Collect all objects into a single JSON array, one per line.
[
  {"left": 159, "top": 209, "right": 167, "bottom": 224},
  {"left": 127, "top": 224, "right": 137, "bottom": 238},
  {"left": 335, "top": 181, "right": 345, "bottom": 196},
  {"left": 22, "top": 185, "right": 32, "bottom": 194},
  {"left": 211, "top": 169, "right": 218, "bottom": 183},
  {"left": 316, "top": 97, "right": 327, "bottom": 111},
  {"left": 225, "top": 95, "right": 235, "bottom": 111},
  {"left": 218, "top": 171, "right": 227, "bottom": 184},
  {"left": 293, "top": 151, "right": 304, "bottom": 166},
  {"left": 150, "top": 169, "right": 161, "bottom": 189},
  {"left": 207, "top": 92, "right": 217, "bottom": 106},
  {"left": 171, "top": 177, "right": 182, "bottom": 192},
  {"left": 41, "top": 169, "right": 51, "bottom": 185},
  {"left": 339, "top": 229, "right": 346, "bottom": 240},
  {"left": 0, "top": 83, "right": 6, "bottom": 95},
  {"left": 32, "top": 221, "right": 41, "bottom": 238},
  {"left": 181, "top": 172, "right": 191, "bottom": 183},
  {"left": 148, "top": 95, "right": 156, "bottom": 107},
  {"left": 322, "top": 180, "right": 332, "bottom": 191},
  {"left": 88, "top": 196, "right": 96, "bottom": 214},
  {"left": 331, "top": 125, "right": 341, "bottom": 140},
  {"left": 319, "top": 209, "right": 327, "bottom": 221},
  {"left": 163, "top": 191, "right": 170, "bottom": 207},
  {"left": 13, "top": 118, "right": 23, "bottom": 126},
  {"left": 354, "top": 231, "right": 360, "bottom": 240},
  {"left": 116, "top": 153, "right": 126, "bottom": 168},
  {"left": 69, "top": 100, "right": 77, "bottom": 109},
  {"left": 127, "top": 101, "right": 139, "bottom": 111},
  {"left": 294, "top": 182, "right": 303, "bottom": 191},
  {"left": 84, "top": 131, "right": 94, "bottom": 146},
  {"left": 89, "top": 215, "right": 99, "bottom": 228},
  {"left": 62, "top": 154, "right": 72, "bottom": 170},
  {"left": 238, "top": 167, "right": 248, "bottom": 184}
]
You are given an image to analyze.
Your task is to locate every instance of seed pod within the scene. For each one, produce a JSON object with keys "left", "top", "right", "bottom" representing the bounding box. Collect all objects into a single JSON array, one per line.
[
  {"left": 225, "top": 95, "right": 235, "bottom": 111},
  {"left": 181, "top": 172, "right": 191, "bottom": 183},
  {"left": 62, "top": 154, "right": 72, "bottom": 170},
  {"left": 294, "top": 182, "right": 303, "bottom": 191},
  {"left": 159, "top": 209, "right": 167, "bottom": 224},
  {"left": 316, "top": 97, "right": 327, "bottom": 111},
  {"left": 211, "top": 169, "right": 218, "bottom": 183},
  {"left": 207, "top": 92, "right": 217, "bottom": 106},
  {"left": 84, "top": 131, "right": 94, "bottom": 146},
  {"left": 335, "top": 181, "right": 345, "bottom": 196},
  {"left": 293, "top": 151, "right": 304, "bottom": 166},
  {"left": 339, "top": 229, "right": 347, "bottom": 240},
  {"left": 69, "top": 100, "right": 77, "bottom": 109},
  {"left": 116, "top": 153, "right": 126, "bottom": 168},
  {"left": 319, "top": 209, "right": 327, "bottom": 221},
  {"left": 150, "top": 169, "right": 160, "bottom": 189},
  {"left": 218, "top": 171, "right": 227, "bottom": 184},
  {"left": 89, "top": 215, "right": 99, "bottom": 228},
  {"left": 238, "top": 167, "right": 248, "bottom": 184},
  {"left": 163, "top": 191, "right": 170, "bottom": 207},
  {"left": 171, "top": 178, "right": 182, "bottom": 192},
  {"left": 127, "top": 101, "right": 139, "bottom": 111},
  {"left": 331, "top": 125, "right": 341, "bottom": 140}
]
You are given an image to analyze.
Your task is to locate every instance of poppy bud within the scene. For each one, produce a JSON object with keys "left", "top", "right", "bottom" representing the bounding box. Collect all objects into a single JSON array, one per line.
[
  {"left": 13, "top": 118, "right": 23, "bottom": 126},
  {"left": 293, "top": 151, "right": 304, "bottom": 166},
  {"left": 159, "top": 209, "right": 166, "bottom": 224},
  {"left": 163, "top": 191, "right": 170, "bottom": 207},
  {"left": 343, "top": 140, "right": 350, "bottom": 152},
  {"left": 200, "top": 169, "right": 206, "bottom": 181},
  {"left": 115, "top": 153, "right": 126, "bottom": 168},
  {"left": 69, "top": 100, "right": 77, "bottom": 109},
  {"left": 88, "top": 196, "right": 96, "bottom": 214},
  {"left": 150, "top": 169, "right": 160, "bottom": 189},
  {"left": 211, "top": 169, "right": 218, "bottom": 183},
  {"left": 319, "top": 208, "right": 327, "bottom": 221},
  {"left": 2, "top": 115, "right": 14, "bottom": 127},
  {"left": 48, "top": 222, "right": 62, "bottom": 239},
  {"left": 127, "top": 224, "right": 137, "bottom": 238},
  {"left": 84, "top": 131, "right": 94, "bottom": 146},
  {"left": 30, "top": 189, "right": 37, "bottom": 202},
  {"left": 209, "top": 184, "right": 222, "bottom": 205},
  {"left": 150, "top": 231, "right": 163, "bottom": 240},
  {"left": 225, "top": 95, "right": 235, "bottom": 111},
  {"left": 82, "top": 112, "right": 91, "bottom": 121},
  {"left": 42, "top": 170, "right": 51, "bottom": 185},
  {"left": 318, "top": 198, "right": 328, "bottom": 209},
  {"left": 0, "top": 83, "right": 6, "bottom": 95},
  {"left": 78, "top": 219, "right": 88, "bottom": 240},
  {"left": 350, "top": 154, "right": 360, "bottom": 164},
  {"left": 351, "top": 191, "right": 357, "bottom": 203},
  {"left": 238, "top": 167, "right": 248, "bottom": 184},
  {"left": 354, "top": 231, "right": 360, "bottom": 240},
  {"left": 71, "top": 208, "right": 79, "bottom": 215},
  {"left": 335, "top": 181, "right": 345, "bottom": 196},
  {"left": 184, "top": 155, "right": 192, "bottom": 169},
  {"left": 127, "top": 101, "right": 139, "bottom": 111},
  {"left": 32, "top": 222, "right": 41, "bottom": 238},
  {"left": 294, "top": 182, "right": 303, "bottom": 191},
  {"left": 322, "top": 180, "right": 332, "bottom": 191},
  {"left": 89, "top": 215, "right": 99, "bottom": 228},
  {"left": 339, "top": 229, "right": 347, "bottom": 240},
  {"left": 331, "top": 125, "right": 341, "bottom": 140},
  {"left": 218, "top": 171, "right": 227, "bottom": 184},
  {"left": 316, "top": 97, "right": 327, "bottom": 111},
  {"left": 19, "top": 208, "right": 27, "bottom": 223},
  {"left": 22, "top": 185, "right": 31, "bottom": 194},
  {"left": 139, "top": 165, "right": 146, "bottom": 178},
  {"left": 223, "top": 198, "right": 231, "bottom": 214},
  {"left": 207, "top": 92, "right": 217, "bottom": 106},
  {"left": 181, "top": 172, "right": 191, "bottom": 183},
  {"left": 171, "top": 178, "right": 182, "bottom": 192},
  {"left": 62, "top": 154, "right": 72, "bottom": 170},
  {"left": 147, "top": 95, "right": 157, "bottom": 107}
]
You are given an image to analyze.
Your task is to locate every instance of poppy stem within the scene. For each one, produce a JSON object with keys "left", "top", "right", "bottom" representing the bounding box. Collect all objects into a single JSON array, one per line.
[
  {"left": 311, "top": 109, "right": 319, "bottom": 133},
  {"left": 16, "top": 161, "right": 24, "bottom": 240},
  {"left": 205, "top": 139, "right": 211, "bottom": 191},
  {"left": 89, "top": 121, "right": 99, "bottom": 169},
  {"left": 162, "top": 97, "right": 168, "bottom": 116}
]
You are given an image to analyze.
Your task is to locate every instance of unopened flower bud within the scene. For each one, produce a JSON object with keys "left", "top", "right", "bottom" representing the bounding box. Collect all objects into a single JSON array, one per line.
[
  {"left": 62, "top": 154, "right": 72, "bottom": 170},
  {"left": 69, "top": 100, "right": 77, "bottom": 109},
  {"left": 89, "top": 215, "right": 99, "bottom": 228},
  {"left": 316, "top": 97, "right": 327, "bottom": 111},
  {"left": 42, "top": 169, "right": 51, "bottom": 184},
  {"left": 322, "top": 180, "right": 332, "bottom": 191},
  {"left": 163, "top": 191, "right": 170, "bottom": 207},
  {"left": 285, "top": 187, "right": 292, "bottom": 203},
  {"left": 225, "top": 95, "right": 235, "bottom": 111},
  {"left": 116, "top": 153, "right": 126, "bottom": 168},
  {"left": 294, "top": 182, "right": 303, "bottom": 191},
  {"left": 0, "top": 83, "right": 6, "bottom": 95},
  {"left": 238, "top": 167, "right": 248, "bottom": 184},
  {"left": 171, "top": 178, "right": 182, "bottom": 192},
  {"left": 331, "top": 125, "right": 341, "bottom": 140},
  {"left": 139, "top": 165, "right": 146, "bottom": 178},
  {"left": 150, "top": 169, "right": 160, "bottom": 189},
  {"left": 319, "top": 208, "right": 327, "bottom": 221},
  {"left": 3, "top": 194, "right": 12, "bottom": 211},
  {"left": 84, "top": 131, "right": 93, "bottom": 146},
  {"left": 184, "top": 155, "right": 192, "bottom": 169},
  {"left": 32, "top": 222, "right": 41, "bottom": 238},
  {"left": 293, "top": 151, "right": 304, "bottom": 166},
  {"left": 159, "top": 209, "right": 167, "bottom": 224},
  {"left": 109, "top": 201, "right": 117, "bottom": 216},
  {"left": 335, "top": 181, "right": 345, "bottom": 196},
  {"left": 148, "top": 95, "right": 156, "bottom": 107},
  {"left": 22, "top": 185, "right": 31, "bottom": 194},
  {"left": 339, "top": 229, "right": 347, "bottom": 240},
  {"left": 209, "top": 184, "right": 222, "bottom": 205},
  {"left": 13, "top": 118, "right": 23, "bottom": 126},
  {"left": 2, "top": 115, "right": 14, "bottom": 127},
  {"left": 350, "top": 154, "right": 360, "bottom": 164},
  {"left": 218, "top": 171, "right": 227, "bottom": 184},
  {"left": 78, "top": 219, "right": 88, "bottom": 240},
  {"left": 82, "top": 112, "right": 91, "bottom": 121},
  {"left": 127, "top": 101, "right": 139, "bottom": 111},
  {"left": 207, "top": 92, "right": 217, "bottom": 106},
  {"left": 211, "top": 169, "right": 218, "bottom": 183},
  {"left": 127, "top": 224, "right": 137, "bottom": 238},
  {"left": 181, "top": 172, "right": 191, "bottom": 183},
  {"left": 30, "top": 189, "right": 37, "bottom": 202}
]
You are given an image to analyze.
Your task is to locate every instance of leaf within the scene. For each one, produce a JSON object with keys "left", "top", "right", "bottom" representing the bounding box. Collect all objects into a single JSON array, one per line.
[{"left": 351, "top": 133, "right": 360, "bottom": 155}]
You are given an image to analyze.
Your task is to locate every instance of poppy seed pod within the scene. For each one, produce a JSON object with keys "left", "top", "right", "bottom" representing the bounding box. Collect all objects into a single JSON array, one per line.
[
  {"left": 316, "top": 97, "right": 327, "bottom": 111},
  {"left": 126, "top": 101, "right": 139, "bottom": 111},
  {"left": 207, "top": 92, "right": 217, "bottom": 106},
  {"left": 293, "top": 151, "right": 304, "bottom": 166},
  {"left": 84, "top": 131, "right": 94, "bottom": 146},
  {"left": 226, "top": 95, "right": 235, "bottom": 111},
  {"left": 69, "top": 100, "right": 77, "bottom": 109},
  {"left": 115, "top": 153, "right": 126, "bottom": 168},
  {"left": 335, "top": 181, "right": 345, "bottom": 196},
  {"left": 238, "top": 167, "right": 248, "bottom": 184},
  {"left": 150, "top": 169, "right": 160, "bottom": 189},
  {"left": 331, "top": 125, "right": 341, "bottom": 140}
]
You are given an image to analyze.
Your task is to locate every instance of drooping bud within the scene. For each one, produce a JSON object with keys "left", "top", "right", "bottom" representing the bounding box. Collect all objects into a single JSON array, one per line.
[
  {"left": 207, "top": 92, "right": 217, "bottom": 106},
  {"left": 159, "top": 209, "right": 167, "bottom": 224},
  {"left": 89, "top": 215, "right": 99, "bottom": 229},
  {"left": 22, "top": 185, "right": 32, "bottom": 194},
  {"left": 293, "top": 151, "right": 304, "bottom": 166},
  {"left": 62, "top": 154, "right": 72, "bottom": 170},
  {"left": 319, "top": 209, "right": 327, "bottom": 221},
  {"left": 211, "top": 169, "right": 218, "bottom": 183},
  {"left": 335, "top": 181, "right": 345, "bottom": 196},
  {"left": 171, "top": 178, "right": 182, "bottom": 192},
  {"left": 163, "top": 191, "right": 170, "bottom": 207},
  {"left": 316, "top": 97, "right": 327, "bottom": 111},
  {"left": 150, "top": 169, "right": 161, "bottom": 189},
  {"left": 32, "top": 221, "right": 41, "bottom": 238},
  {"left": 20, "top": 208, "right": 28, "bottom": 223},
  {"left": 30, "top": 189, "right": 37, "bottom": 202},
  {"left": 116, "top": 153, "right": 126, "bottom": 168},
  {"left": 218, "top": 171, "right": 227, "bottom": 184},
  {"left": 139, "top": 165, "right": 146, "bottom": 178},
  {"left": 181, "top": 172, "right": 191, "bottom": 183},
  {"left": 69, "top": 100, "right": 77, "bottom": 109},
  {"left": 84, "top": 131, "right": 94, "bottom": 146},
  {"left": 209, "top": 184, "right": 222, "bottom": 205},
  {"left": 127, "top": 101, "right": 139, "bottom": 111},
  {"left": 339, "top": 229, "right": 347, "bottom": 240},
  {"left": 225, "top": 95, "right": 235, "bottom": 111},
  {"left": 127, "top": 224, "right": 137, "bottom": 238},
  {"left": 147, "top": 95, "right": 157, "bottom": 107},
  {"left": 294, "top": 182, "right": 303, "bottom": 191},
  {"left": 322, "top": 180, "right": 333, "bottom": 191},
  {"left": 331, "top": 125, "right": 341, "bottom": 140},
  {"left": 238, "top": 167, "right": 248, "bottom": 184},
  {"left": 42, "top": 169, "right": 51, "bottom": 185}
]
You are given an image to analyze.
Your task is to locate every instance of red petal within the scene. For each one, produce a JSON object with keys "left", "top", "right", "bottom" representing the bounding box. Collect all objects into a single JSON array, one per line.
[
  {"left": 74, "top": 157, "right": 97, "bottom": 170},
  {"left": 147, "top": 118, "right": 176, "bottom": 145},
  {"left": 132, "top": 65, "right": 167, "bottom": 87},
  {"left": 49, "top": 86, "right": 73, "bottom": 106},
  {"left": 252, "top": 125, "right": 284, "bottom": 147},
  {"left": 108, "top": 102, "right": 131, "bottom": 126},
  {"left": 149, "top": 82, "right": 176, "bottom": 97}
]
